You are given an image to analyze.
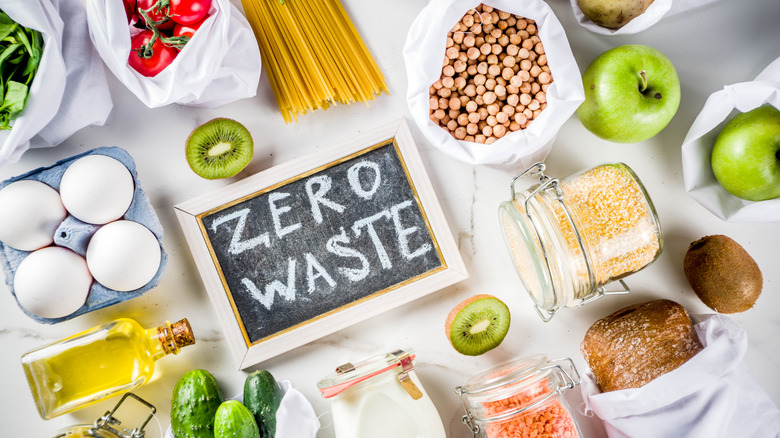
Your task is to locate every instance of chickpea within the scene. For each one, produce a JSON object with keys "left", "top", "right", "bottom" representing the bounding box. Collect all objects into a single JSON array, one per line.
[
  {"left": 537, "top": 54, "right": 547, "bottom": 66},
  {"left": 538, "top": 71, "right": 552, "bottom": 84},
  {"left": 478, "top": 107, "right": 488, "bottom": 120},
  {"left": 464, "top": 84, "right": 477, "bottom": 97},
  {"left": 486, "top": 115, "right": 498, "bottom": 127},
  {"left": 442, "top": 76, "right": 455, "bottom": 88},
  {"left": 483, "top": 91, "right": 497, "bottom": 105},
  {"left": 502, "top": 67, "right": 514, "bottom": 80},
  {"left": 487, "top": 54, "right": 499, "bottom": 65},
  {"left": 502, "top": 105, "right": 515, "bottom": 116},
  {"left": 518, "top": 70, "right": 531, "bottom": 82},
  {"left": 463, "top": 14, "right": 475, "bottom": 27},
  {"left": 467, "top": 64, "right": 478, "bottom": 75},
  {"left": 519, "top": 81, "right": 532, "bottom": 94},
  {"left": 457, "top": 113, "right": 469, "bottom": 126},
  {"left": 506, "top": 44, "right": 519, "bottom": 57},
  {"left": 487, "top": 103, "right": 501, "bottom": 115},
  {"left": 454, "top": 76, "right": 467, "bottom": 89},
  {"left": 534, "top": 41, "right": 545, "bottom": 55},
  {"left": 516, "top": 18, "right": 527, "bottom": 30},
  {"left": 454, "top": 60, "right": 468, "bottom": 73},
  {"left": 476, "top": 84, "right": 486, "bottom": 95},
  {"left": 527, "top": 99, "right": 540, "bottom": 111},
  {"left": 475, "top": 134, "right": 486, "bottom": 144},
  {"left": 438, "top": 97, "right": 448, "bottom": 109},
  {"left": 480, "top": 43, "right": 492, "bottom": 55},
  {"left": 536, "top": 91, "right": 547, "bottom": 103},
  {"left": 485, "top": 78, "right": 497, "bottom": 91},
  {"left": 488, "top": 64, "right": 501, "bottom": 76},
  {"left": 454, "top": 126, "right": 467, "bottom": 140},
  {"left": 494, "top": 124, "right": 507, "bottom": 138},
  {"left": 446, "top": 46, "right": 459, "bottom": 59},
  {"left": 482, "top": 125, "right": 493, "bottom": 137},
  {"left": 452, "top": 32, "right": 464, "bottom": 44},
  {"left": 495, "top": 84, "right": 507, "bottom": 98},
  {"left": 474, "top": 74, "right": 487, "bottom": 86},
  {"left": 433, "top": 109, "right": 446, "bottom": 120},
  {"left": 530, "top": 65, "right": 542, "bottom": 78},
  {"left": 468, "top": 111, "right": 480, "bottom": 124},
  {"left": 507, "top": 94, "right": 520, "bottom": 106},
  {"left": 509, "top": 121, "right": 521, "bottom": 131},
  {"left": 496, "top": 112, "right": 509, "bottom": 125},
  {"left": 438, "top": 87, "right": 451, "bottom": 98},
  {"left": 520, "top": 59, "right": 532, "bottom": 71},
  {"left": 520, "top": 93, "right": 532, "bottom": 106},
  {"left": 514, "top": 112, "right": 527, "bottom": 125},
  {"left": 443, "top": 65, "right": 455, "bottom": 77},
  {"left": 485, "top": 137, "right": 497, "bottom": 145},
  {"left": 447, "top": 119, "right": 458, "bottom": 131},
  {"left": 531, "top": 82, "right": 540, "bottom": 94},
  {"left": 466, "top": 123, "right": 479, "bottom": 135},
  {"left": 498, "top": 35, "right": 509, "bottom": 47},
  {"left": 463, "top": 34, "right": 476, "bottom": 47}
]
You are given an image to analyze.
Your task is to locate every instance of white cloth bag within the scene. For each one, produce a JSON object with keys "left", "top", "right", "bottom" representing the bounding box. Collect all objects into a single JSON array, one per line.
[
  {"left": 0, "top": 0, "right": 112, "bottom": 165},
  {"left": 570, "top": 0, "right": 723, "bottom": 35},
  {"left": 85, "top": 0, "right": 261, "bottom": 108},
  {"left": 581, "top": 314, "right": 780, "bottom": 438},
  {"left": 404, "top": 0, "right": 583, "bottom": 168},
  {"left": 681, "top": 56, "right": 780, "bottom": 222}
]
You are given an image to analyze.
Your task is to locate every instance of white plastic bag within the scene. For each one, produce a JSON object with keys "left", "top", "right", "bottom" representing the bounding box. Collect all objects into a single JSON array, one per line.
[
  {"left": 581, "top": 314, "right": 780, "bottom": 438},
  {"left": 85, "top": 0, "right": 261, "bottom": 108},
  {"left": 0, "top": 0, "right": 113, "bottom": 165},
  {"left": 404, "top": 0, "right": 583, "bottom": 168},
  {"left": 681, "top": 56, "right": 780, "bottom": 222},
  {"left": 570, "top": 0, "right": 722, "bottom": 35}
]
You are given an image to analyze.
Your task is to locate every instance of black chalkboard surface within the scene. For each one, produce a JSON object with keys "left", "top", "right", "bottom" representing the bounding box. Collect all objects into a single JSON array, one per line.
[
  {"left": 176, "top": 119, "right": 468, "bottom": 368},
  {"left": 202, "top": 140, "right": 443, "bottom": 343}
]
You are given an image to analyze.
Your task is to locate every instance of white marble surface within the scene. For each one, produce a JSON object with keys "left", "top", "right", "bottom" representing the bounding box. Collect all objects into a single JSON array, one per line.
[{"left": 2, "top": 0, "right": 780, "bottom": 436}]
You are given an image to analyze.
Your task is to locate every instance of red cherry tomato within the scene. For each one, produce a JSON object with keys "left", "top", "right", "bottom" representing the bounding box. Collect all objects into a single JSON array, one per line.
[
  {"left": 172, "top": 16, "right": 206, "bottom": 39},
  {"left": 123, "top": 0, "right": 135, "bottom": 23},
  {"left": 136, "top": 0, "right": 175, "bottom": 31},
  {"left": 169, "top": 0, "right": 211, "bottom": 25},
  {"left": 128, "top": 30, "right": 178, "bottom": 77}
]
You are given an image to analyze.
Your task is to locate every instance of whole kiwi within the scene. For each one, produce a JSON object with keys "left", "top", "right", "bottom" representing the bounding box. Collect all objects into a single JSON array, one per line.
[{"left": 683, "top": 235, "right": 762, "bottom": 313}]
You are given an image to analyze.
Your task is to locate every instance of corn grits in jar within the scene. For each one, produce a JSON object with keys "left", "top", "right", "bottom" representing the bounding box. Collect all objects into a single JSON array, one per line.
[
  {"left": 498, "top": 162, "right": 662, "bottom": 320},
  {"left": 456, "top": 354, "right": 582, "bottom": 438}
]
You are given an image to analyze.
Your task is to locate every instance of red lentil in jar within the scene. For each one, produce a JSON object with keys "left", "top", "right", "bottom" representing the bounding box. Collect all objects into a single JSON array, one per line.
[
  {"left": 456, "top": 355, "right": 582, "bottom": 438},
  {"left": 498, "top": 163, "right": 662, "bottom": 321}
]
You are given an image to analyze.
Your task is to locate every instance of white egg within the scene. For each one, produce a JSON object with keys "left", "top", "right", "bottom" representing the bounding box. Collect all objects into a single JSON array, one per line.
[
  {"left": 0, "top": 180, "right": 67, "bottom": 251},
  {"left": 86, "top": 220, "right": 161, "bottom": 292},
  {"left": 60, "top": 155, "right": 135, "bottom": 224},
  {"left": 14, "top": 246, "right": 92, "bottom": 319}
]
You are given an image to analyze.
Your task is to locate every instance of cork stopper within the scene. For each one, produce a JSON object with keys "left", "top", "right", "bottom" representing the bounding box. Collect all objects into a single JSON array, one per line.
[{"left": 158, "top": 318, "right": 195, "bottom": 354}]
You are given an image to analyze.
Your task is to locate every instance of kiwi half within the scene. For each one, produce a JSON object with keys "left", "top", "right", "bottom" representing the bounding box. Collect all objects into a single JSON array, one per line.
[
  {"left": 445, "top": 294, "right": 511, "bottom": 356},
  {"left": 185, "top": 118, "right": 253, "bottom": 180}
]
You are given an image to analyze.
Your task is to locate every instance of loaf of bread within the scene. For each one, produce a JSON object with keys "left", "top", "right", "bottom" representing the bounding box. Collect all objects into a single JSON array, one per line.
[{"left": 580, "top": 299, "right": 703, "bottom": 392}]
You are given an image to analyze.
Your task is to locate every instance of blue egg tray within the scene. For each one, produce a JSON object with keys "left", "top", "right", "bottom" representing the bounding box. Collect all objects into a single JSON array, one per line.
[{"left": 0, "top": 147, "right": 167, "bottom": 324}]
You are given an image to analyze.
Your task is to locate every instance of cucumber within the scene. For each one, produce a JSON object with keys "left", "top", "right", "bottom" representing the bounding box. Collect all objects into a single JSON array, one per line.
[
  {"left": 171, "top": 369, "right": 224, "bottom": 438},
  {"left": 243, "top": 370, "right": 283, "bottom": 438},
  {"left": 214, "top": 400, "right": 260, "bottom": 438}
]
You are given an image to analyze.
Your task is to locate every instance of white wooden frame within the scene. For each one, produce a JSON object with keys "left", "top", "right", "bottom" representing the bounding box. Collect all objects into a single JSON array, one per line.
[{"left": 175, "top": 119, "right": 468, "bottom": 369}]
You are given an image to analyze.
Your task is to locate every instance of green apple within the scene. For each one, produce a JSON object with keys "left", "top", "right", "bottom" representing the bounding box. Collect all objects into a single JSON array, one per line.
[
  {"left": 711, "top": 104, "right": 780, "bottom": 201},
  {"left": 577, "top": 44, "right": 681, "bottom": 143}
]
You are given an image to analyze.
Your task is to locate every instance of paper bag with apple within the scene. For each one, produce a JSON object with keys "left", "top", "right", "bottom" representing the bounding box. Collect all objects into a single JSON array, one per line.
[
  {"left": 403, "top": 0, "right": 584, "bottom": 167},
  {"left": 571, "top": 0, "right": 722, "bottom": 36},
  {"left": 681, "top": 56, "right": 780, "bottom": 222}
]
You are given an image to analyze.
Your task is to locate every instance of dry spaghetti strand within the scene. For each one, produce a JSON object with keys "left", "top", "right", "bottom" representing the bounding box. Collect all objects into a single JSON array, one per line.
[{"left": 240, "top": 0, "right": 389, "bottom": 123}]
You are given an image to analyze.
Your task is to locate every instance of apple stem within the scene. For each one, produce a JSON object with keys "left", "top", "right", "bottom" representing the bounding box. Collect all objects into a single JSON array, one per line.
[{"left": 639, "top": 70, "right": 648, "bottom": 93}]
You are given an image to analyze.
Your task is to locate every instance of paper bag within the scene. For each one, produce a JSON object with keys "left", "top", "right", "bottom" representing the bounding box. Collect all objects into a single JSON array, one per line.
[
  {"left": 404, "top": 0, "right": 583, "bottom": 168},
  {"left": 570, "top": 0, "right": 722, "bottom": 36},
  {"left": 0, "top": 0, "right": 112, "bottom": 166},
  {"left": 681, "top": 56, "right": 780, "bottom": 222},
  {"left": 85, "top": 0, "right": 261, "bottom": 108},
  {"left": 581, "top": 314, "right": 780, "bottom": 438}
]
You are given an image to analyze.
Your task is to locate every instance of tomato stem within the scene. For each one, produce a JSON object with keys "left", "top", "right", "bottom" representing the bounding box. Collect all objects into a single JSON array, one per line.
[{"left": 135, "top": 3, "right": 189, "bottom": 58}]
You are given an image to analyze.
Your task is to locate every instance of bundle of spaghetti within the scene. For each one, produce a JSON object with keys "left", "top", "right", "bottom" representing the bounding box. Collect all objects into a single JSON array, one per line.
[{"left": 241, "top": 0, "right": 389, "bottom": 123}]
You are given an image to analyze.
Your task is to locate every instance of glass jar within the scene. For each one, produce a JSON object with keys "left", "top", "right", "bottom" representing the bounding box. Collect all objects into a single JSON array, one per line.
[
  {"left": 317, "top": 349, "right": 446, "bottom": 438},
  {"left": 498, "top": 162, "right": 662, "bottom": 321},
  {"left": 49, "top": 393, "right": 157, "bottom": 438},
  {"left": 455, "top": 354, "right": 582, "bottom": 438}
]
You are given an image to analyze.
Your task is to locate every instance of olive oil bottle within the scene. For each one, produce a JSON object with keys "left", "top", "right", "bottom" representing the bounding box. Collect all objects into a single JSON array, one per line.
[{"left": 22, "top": 318, "right": 195, "bottom": 419}]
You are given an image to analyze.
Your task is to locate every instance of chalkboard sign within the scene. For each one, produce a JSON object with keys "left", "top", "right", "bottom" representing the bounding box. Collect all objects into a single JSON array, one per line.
[{"left": 176, "top": 119, "right": 468, "bottom": 368}]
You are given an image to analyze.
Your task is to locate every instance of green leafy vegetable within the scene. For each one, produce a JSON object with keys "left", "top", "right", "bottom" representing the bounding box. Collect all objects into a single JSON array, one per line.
[{"left": 0, "top": 10, "right": 43, "bottom": 130}]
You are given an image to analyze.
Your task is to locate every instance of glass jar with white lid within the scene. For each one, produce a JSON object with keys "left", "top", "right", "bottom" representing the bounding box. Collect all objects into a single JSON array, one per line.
[
  {"left": 498, "top": 162, "right": 663, "bottom": 321},
  {"left": 317, "top": 349, "right": 445, "bottom": 438}
]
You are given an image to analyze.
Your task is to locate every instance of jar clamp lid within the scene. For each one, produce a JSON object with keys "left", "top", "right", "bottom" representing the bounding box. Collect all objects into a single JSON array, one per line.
[
  {"left": 49, "top": 393, "right": 156, "bottom": 438},
  {"left": 317, "top": 349, "right": 423, "bottom": 400},
  {"left": 501, "top": 162, "right": 632, "bottom": 321},
  {"left": 454, "top": 355, "right": 581, "bottom": 437}
]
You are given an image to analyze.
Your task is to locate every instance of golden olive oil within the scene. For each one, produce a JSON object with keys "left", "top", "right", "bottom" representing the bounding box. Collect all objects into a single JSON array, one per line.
[{"left": 22, "top": 318, "right": 194, "bottom": 419}]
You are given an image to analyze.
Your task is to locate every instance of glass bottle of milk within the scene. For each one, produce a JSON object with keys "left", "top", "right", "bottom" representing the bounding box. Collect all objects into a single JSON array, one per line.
[{"left": 317, "top": 349, "right": 446, "bottom": 438}]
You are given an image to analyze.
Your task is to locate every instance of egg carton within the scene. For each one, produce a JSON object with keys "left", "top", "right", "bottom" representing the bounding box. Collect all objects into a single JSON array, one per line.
[{"left": 0, "top": 146, "right": 167, "bottom": 324}]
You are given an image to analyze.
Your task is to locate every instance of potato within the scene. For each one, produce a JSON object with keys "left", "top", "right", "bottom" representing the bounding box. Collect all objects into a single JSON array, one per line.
[{"left": 577, "top": 0, "right": 654, "bottom": 29}]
